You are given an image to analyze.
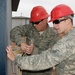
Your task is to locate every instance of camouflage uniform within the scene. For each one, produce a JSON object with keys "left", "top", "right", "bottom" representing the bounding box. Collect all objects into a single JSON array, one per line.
[
  {"left": 10, "top": 23, "right": 59, "bottom": 75},
  {"left": 14, "top": 27, "right": 75, "bottom": 75}
]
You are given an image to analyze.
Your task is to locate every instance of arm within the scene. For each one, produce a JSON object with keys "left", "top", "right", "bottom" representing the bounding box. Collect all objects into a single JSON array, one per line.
[
  {"left": 10, "top": 25, "right": 30, "bottom": 46},
  {"left": 10, "top": 25, "right": 35, "bottom": 54},
  {"left": 7, "top": 34, "right": 74, "bottom": 71},
  {"left": 15, "top": 37, "right": 74, "bottom": 71}
]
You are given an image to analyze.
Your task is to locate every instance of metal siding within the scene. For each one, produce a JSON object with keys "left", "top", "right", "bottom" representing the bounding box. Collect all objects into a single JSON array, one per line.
[{"left": 0, "top": 0, "right": 6, "bottom": 75}]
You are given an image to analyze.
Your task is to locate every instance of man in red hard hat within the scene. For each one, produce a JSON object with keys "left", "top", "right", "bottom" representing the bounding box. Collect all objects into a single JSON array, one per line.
[
  {"left": 9, "top": 6, "right": 59, "bottom": 75},
  {"left": 50, "top": 4, "right": 74, "bottom": 21},
  {"left": 6, "top": 4, "right": 75, "bottom": 75}
]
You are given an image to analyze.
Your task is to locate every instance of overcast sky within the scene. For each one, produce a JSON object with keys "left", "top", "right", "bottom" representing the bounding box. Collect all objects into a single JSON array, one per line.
[
  {"left": 12, "top": 0, "right": 75, "bottom": 17},
  {"left": 12, "top": 0, "right": 75, "bottom": 26}
]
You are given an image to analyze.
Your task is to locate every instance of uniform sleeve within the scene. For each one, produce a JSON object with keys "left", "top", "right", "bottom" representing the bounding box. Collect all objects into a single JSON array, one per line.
[
  {"left": 14, "top": 35, "right": 74, "bottom": 71},
  {"left": 10, "top": 25, "right": 29, "bottom": 46}
]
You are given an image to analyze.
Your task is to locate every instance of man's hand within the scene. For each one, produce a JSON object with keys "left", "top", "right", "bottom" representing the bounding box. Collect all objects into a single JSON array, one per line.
[
  {"left": 21, "top": 40, "right": 34, "bottom": 54},
  {"left": 6, "top": 45, "right": 15, "bottom": 61}
]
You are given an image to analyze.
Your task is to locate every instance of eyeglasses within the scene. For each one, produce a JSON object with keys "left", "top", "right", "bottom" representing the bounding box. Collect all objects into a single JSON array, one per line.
[
  {"left": 53, "top": 18, "right": 68, "bottom": 24},
  {"left": 31, "top": 19, "right": 43, "bottom": 25}
]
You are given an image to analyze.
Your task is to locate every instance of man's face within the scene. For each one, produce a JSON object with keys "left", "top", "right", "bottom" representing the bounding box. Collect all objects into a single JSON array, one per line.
[
  {"left": 32, "top": 19, "right": 48, "bottom": 31},
  {"left": 53, "top": 17, "right": 68, "bottom": 35}
]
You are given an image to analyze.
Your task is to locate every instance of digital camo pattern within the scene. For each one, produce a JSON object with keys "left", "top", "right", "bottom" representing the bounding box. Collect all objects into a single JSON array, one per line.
[
  {"left": 10, "top": 23, "right": 59, "bottom": 75},
  {"left": 15, "top": 28, "right": 75, "bottom": 75}
]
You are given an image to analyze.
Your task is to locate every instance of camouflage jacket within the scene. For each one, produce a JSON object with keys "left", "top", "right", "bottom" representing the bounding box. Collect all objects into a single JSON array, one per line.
[
  {"left": 15, "top": 27, "right": 75, "bottom": 75},
  {"left": 10, "top": 23, "right": 59, "bottom": 75},
  {"left": 10, "top": 23, "right": 59, "bottom": 54}
]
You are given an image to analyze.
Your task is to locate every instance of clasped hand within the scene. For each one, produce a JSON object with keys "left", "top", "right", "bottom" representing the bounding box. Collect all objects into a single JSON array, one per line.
[{"left": 21, "top": 40, "right": 34, "bottom": 54}]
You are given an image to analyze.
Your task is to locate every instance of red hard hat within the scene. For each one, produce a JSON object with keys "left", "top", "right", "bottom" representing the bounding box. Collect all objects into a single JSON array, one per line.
[
  {"left": 49, "top": 4, "right": 74, "bottom": 22},
  {"left": 30, "top": 6, "right": 49, "bottom": 22}
]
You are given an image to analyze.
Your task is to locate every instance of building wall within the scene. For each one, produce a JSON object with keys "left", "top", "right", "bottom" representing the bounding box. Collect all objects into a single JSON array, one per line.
[{"left": 12, "top": 17, "right": 30, "bottom": 28}]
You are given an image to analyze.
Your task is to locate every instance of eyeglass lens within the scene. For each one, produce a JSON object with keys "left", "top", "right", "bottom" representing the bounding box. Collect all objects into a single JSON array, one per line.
[
  {"left": 32, "top": 19, "right": 43, "bottom": 25},
  {"left": 53, "top": 18, "right": 67, "bottom": 24}
]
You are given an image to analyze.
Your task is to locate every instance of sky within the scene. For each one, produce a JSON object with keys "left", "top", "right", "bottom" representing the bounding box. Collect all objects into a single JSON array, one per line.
[{"left": 12, "top": 0, "right": 75, "bottom": 26}]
